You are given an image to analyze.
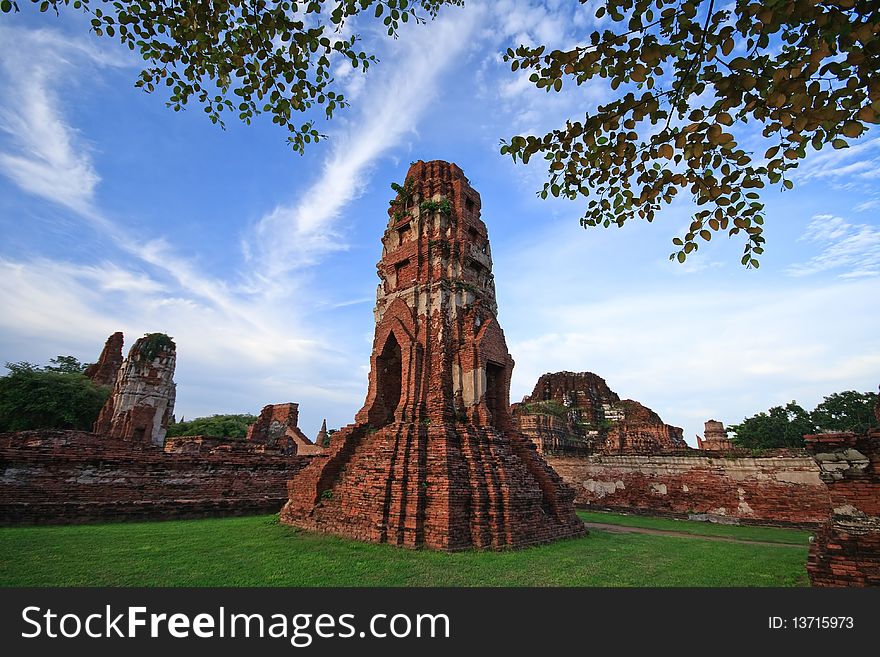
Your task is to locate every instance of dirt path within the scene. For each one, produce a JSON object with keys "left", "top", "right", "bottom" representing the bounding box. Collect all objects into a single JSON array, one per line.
[{"left": 582, "top": 522, "right": 807, "bottom": 548}]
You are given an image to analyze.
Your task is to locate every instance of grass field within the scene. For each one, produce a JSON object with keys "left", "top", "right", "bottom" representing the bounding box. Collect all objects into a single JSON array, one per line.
[
  {"left": 0, "top": 511, "right": 812, "bottom": 587},
  {"left": 578, "top": 511, "right": 813, "bottom": 545}
]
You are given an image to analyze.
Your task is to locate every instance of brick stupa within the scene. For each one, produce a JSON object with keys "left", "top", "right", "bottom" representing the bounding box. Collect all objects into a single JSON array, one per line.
[
  {"left": 94, "top": 333, "right": 176, "bottom": 446},
  {"left": 281, "top": 160, "right": 586, "bottom": 550}
]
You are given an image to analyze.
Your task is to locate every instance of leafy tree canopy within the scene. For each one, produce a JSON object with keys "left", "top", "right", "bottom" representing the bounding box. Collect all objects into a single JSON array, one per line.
[
  {"left": 0, "top": 358, "right": 109, "bottom": 432},
  {"left": 730, "top": 390, "right": 879, "bottom": 448},
  {"left": 43, "top": 355, "right": 88, "bottom": 374},
  {"left": 811, "top": 389, "right": 878, "bottom": 434},
  {"left": 501, "top": 0, "right": 880, "bottom": 266},
  {"left": 2, "top": 0, "right": 462, "bottom": 152},
  {"left": 7, "top": 1, "right": 878, "bottom": 267},
  {"left": 166, "top": 413, "right": 258, "bottom": 439}
]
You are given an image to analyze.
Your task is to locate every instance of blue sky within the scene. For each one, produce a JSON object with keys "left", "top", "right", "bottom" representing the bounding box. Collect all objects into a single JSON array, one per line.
[{"left": 1, "top": 1, "right": 878, "bottom": 446}]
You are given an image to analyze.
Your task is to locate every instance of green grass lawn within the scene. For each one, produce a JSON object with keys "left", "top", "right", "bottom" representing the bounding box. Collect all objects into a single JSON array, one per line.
[
  {"left": 0, "top": 513, "right": 811, "bottom": 587},
  {"left": 577, "top": 510, "right": 812, "bottom": 545}
]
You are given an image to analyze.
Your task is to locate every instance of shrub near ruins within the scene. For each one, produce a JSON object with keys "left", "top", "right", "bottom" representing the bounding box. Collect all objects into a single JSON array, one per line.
[
  {"left": 0, "top": 358, "right": 109, "bottom": 432},
  {"left": 166, "top": 414, "right": 258, "bottom": 440}
]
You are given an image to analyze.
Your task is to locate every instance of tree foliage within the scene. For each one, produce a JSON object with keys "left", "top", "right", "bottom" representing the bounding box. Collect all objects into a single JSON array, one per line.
[
  {"left": 166, "top": 413, "right": 258, "bottom": 439},
  {"left": 43, "top": 355, "right": 88, "bottom": 374},
  {"left": 730, "top": 390, "right": 879, "bottom": 448},
  {"left": 729, "top": 401, "right": 816, "bottom": 449},
  {"left": 0, "top": 359, "right": 109, "bottom": 432},
  {"left": 501, "top": 0, "right": 880, "bottom": 266},
  {"left": 3, "top": 0, "right": 462, "bottom": 152},
  {"left": 811, "top": 389, "right": 878, "bottom": 433}
]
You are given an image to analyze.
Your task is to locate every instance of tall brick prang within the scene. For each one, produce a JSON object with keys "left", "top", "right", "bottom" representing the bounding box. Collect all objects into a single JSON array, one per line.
[
  {"left": 281, "top": 160, "right": 586, "bottom": 550},
  {"left": 94, "top": 333, "right": 176, "bottom": 446},
  {"left": 84, "top": 331, "right": 124, "bottom": 387}
]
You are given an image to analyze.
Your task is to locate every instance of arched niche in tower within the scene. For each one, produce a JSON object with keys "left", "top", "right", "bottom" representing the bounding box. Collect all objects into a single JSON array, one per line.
[{"left": 373, "top": 331, "right": 403, "bottom": 428}]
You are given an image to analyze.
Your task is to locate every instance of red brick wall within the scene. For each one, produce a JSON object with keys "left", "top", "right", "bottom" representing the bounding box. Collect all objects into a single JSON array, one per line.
[
  {"left": 0, "top": 430, "right": 311, "bottom": 525},
  {"left": 546, "top": 452, "right": 830, "bottom": 527},
  {"left": 805, "top": 430, "right": 880, "bottom": 587}
]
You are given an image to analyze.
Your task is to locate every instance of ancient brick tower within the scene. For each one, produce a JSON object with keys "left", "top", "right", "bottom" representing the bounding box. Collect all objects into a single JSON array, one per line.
[
  {"left": 84, "top": 331, "right": 124, "bottom": 387},
  {"left": 94, "top": 333, "right": 176, "bottom": 446},
  {"left": 281, "top": 160, "right": 586, "bottom": 550}
]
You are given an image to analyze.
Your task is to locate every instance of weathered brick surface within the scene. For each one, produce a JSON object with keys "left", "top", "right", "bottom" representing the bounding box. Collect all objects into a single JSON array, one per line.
[
  {"left": 805, "top": 430, "right": 880, "bottom": 587},
  {"left": 281, "top": 160, "right": 586, "bottom": 550},
  {"left": 546, "top": 452, "right": 830, "bottom": 527},
  {"left": 246, "top": 403, "right": 323, "bottom": 455},
  {"left": 512, "top": 371, "right": 688, "bottom": 455},
  {"left": 0, "top": 430, "right": 311, "bottom": 525},
  {"left": 94, "top": 335, "right": 176, "bottom": 446},
  {"left": 84, "top": 331, "right": 124, "bottom": 387}
]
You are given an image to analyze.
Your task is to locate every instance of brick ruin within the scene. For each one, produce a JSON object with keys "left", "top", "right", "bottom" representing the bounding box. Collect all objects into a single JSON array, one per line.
[
  {"left": 696, "top": 420, "right": 734, "bottom": 451},
  {"left": 1, "top": 333, "right": 319, "bottom": 524},
  {"left": 83, "top": 331, "right": 124, "bottom": 387},
  {"left": 94, "top": 333, "right": 177, "bottom": 446},
  {"left": 0, "top": 430, "right": 310, "bottom": 524},
  {"left": 246, "top": 403, "right": 324, "bottom": 456},
  {"left": 805, "top": 428, "right": 880, "bottom": 586},
  {"left": 512, "top": 371, "right": 688, "bottom": 455},
  {"left": 281, "top": 160, "right": 586, "bottom": 550},
  {"left": 546, "top": 452, "right": 830, "bottom": 527},
  {"left": 315, "top": 419, "right": 329, "bottom": 447}
]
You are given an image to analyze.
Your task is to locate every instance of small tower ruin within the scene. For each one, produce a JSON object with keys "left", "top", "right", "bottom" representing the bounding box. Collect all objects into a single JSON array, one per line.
[{"left": 696, "top": 420, "right": 734, "bottom": 451}]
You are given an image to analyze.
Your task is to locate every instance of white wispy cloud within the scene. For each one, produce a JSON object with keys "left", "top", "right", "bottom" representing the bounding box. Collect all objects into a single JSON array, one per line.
[
  {"left": 245, "top": 7, "right": 477, "bottom": 288},
  {"left": 854, "top": 198, "right": 880, "bottom": 212},
  {"left": 0, "top": 25, "right": 303, "bottom": 332},
  {"left": 794, "top": 137, "right": 880, "bottom": 184},
  {"left": 0, "top": 27, "right": 123, "bottom": 213},
  {"left": 504, "top": 278, "right": 880, "bottom": 446},
  {"left": 787, "top": 214, "right": 880, "bottom": 278},
  {"left": 0, "top": 257, "right": 362, "bottom": 434}
]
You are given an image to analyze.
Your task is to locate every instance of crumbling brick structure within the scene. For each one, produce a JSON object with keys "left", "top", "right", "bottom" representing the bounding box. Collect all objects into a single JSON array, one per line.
[
  {"left": 0, "top": 430, "right": 311, "bottom": 524},
  {"left": 93, "top": 333, "right": 176, "bottom": 446},
  {"left": 83, "top": 331, "right": 124, "bottom": 387},
  {"left": 281, "top": 160, "right": 586, "bottom": 550},
  {"left": 696, "top": 420, "right": 734, "bottom": 451},
  {"left": 315, "top": 419, "right": 329, "bottom": 447},
  {"left": 805, "top": 429, "right": 880, "bottom": 586},
  {"left": 512, "top": 371, "right": 688, "bottom": 455},
  {"left": 547, "top": 451, "right": 830, "bottom": 527},
  {"left": 246, "top": 403, "right": 323, "bottom": 456}
]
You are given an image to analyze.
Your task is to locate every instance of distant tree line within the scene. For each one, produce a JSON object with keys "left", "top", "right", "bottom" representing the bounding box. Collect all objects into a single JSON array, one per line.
[
  {"left": 730, "top": 391, "right": 879, "bottom": 450},
  {"left": 0, "top": 357, "right": 109, "bottom": 432},
  {"left": 166, "top": 414, "right": 257, "bottom": 440}
]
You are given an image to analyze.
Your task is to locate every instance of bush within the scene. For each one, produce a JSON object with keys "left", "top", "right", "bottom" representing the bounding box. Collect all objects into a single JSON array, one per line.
[
  {"left": 166, "top": 414, "right": 258, "bottom": 439},
  {"left": 0, "top": 362, "right": 109, "bottom": 432},
  {"left": 524, "top": 400, "right": 569, "bottom": 419}
]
